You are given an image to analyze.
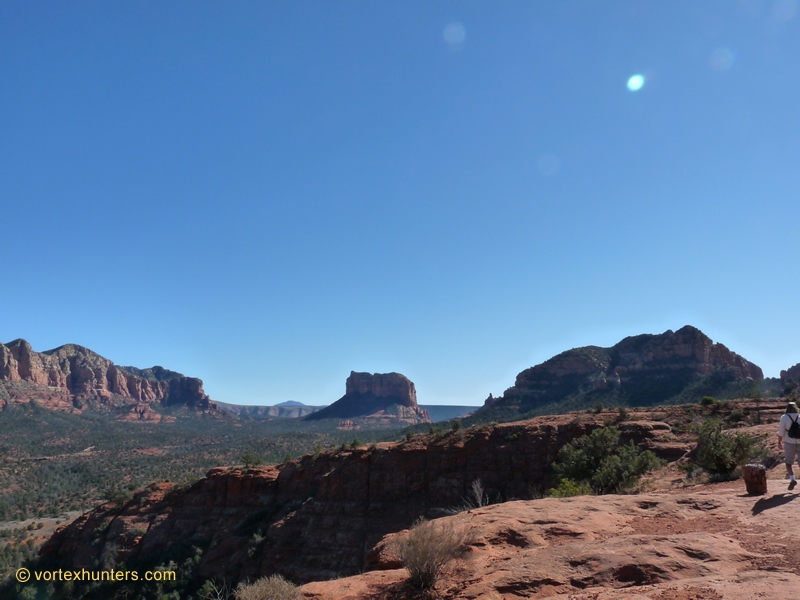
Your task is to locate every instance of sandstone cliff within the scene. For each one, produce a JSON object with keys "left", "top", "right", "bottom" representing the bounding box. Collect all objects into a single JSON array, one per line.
[
  {"left": 39, "top": 409, "right": 694, "bottom": 588},
  {"left": 481, "top": 325, "right": 763, "bottom": 418},
  {"left": 781, "top": 362, "right": 800, "bottom": 383},
  {"left": 305, "top": 371, "right": 430, "bottom": 423},
  {"left": 303, "top": 476, "right": 800, "bottom": 600},
  {"left": 0, "top": 339, "right": 217, "bottom": 419}
]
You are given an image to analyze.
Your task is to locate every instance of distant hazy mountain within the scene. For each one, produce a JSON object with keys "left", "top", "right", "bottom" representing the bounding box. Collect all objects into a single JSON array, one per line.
[
  {"left": 214, "top": 401, "right": 325, "bottom": 419},
  {"left": 420, "top": 405, "right": 477, "bottom": 422}
]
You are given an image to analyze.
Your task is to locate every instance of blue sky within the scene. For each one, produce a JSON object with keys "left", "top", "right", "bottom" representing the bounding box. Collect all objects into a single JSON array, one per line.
[{"left": 3, "top": 1, "right": 800, "bottom": 406}]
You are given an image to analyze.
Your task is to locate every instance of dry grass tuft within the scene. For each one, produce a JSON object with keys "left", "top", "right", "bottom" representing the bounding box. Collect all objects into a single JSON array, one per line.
[
  {"left": 394, "top": 517, "right": 471, "bottom": 589},
  {"left": 233, "top": 574, "right": 301, "bottom": 600}
]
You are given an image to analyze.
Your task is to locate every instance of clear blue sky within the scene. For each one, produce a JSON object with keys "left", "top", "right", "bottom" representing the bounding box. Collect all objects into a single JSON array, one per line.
[{"left": 3, "top": 2, "right": 799, "bottom": 406}]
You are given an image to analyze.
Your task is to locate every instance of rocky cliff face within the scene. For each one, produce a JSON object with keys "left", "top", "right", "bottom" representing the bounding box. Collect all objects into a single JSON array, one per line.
[
  {"left": 781, "top": 363, "right": 800, "bottom": 382},
  {"left": 0, "top": 339, "right": 216, "bottom": 418},
  {"left": 305, "top": 371, "right": 430, "bottom": 423},
  {"left": 303, "top": 474, "right": 800, "bottom": 600},
  {"left": 39, "top": 412, "right": 689, "bottom": 587},
  {"left": 482, "top": 326, "right": 763, "bottom": 417}
]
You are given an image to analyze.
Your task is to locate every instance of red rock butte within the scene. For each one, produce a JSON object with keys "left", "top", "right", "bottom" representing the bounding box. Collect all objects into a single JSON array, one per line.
[{"left": 305, "top": 371, "right": 430, "bottom": 423}]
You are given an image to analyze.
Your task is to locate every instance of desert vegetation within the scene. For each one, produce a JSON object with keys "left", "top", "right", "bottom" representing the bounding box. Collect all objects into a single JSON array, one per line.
[
  {"left": 549, "top": 425, "right": 665, "bottom": 495},
  {"left": 395, "top": 517, "right": 471, "bottom": 589},
  {"left": 232, "top": 575, "right": 301, "bottom": 600},
  {"left": 689, "top": 417, "right": 768, "bottom": 478},
  {"left": 0, "top": 402, "right": 376, "bottom": 584}
]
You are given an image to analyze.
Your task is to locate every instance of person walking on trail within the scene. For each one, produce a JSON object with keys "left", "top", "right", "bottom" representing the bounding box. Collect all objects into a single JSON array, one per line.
[{"left": 778, "top": 401, "right": 800, "bottom": 490}]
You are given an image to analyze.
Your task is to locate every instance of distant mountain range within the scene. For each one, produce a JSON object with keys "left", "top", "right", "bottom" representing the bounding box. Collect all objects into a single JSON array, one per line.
[
  {"left": 3, "top": 326, "right": 798, "bottom": 426},
  {"left": 214, "top": 401, "right": 325, "bottom": 419},
  {"left": 215, "top": 400, "right": 475, "bottom": 422}
]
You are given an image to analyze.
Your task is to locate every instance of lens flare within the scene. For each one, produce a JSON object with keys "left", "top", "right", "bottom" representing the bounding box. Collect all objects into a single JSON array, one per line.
[
  {"left": 627, "top": 74, "right": 645, "bottom": 91},
  {"left": 709, "top": 47, "right": 735, "bottom": 71},
  {"left": 443, "top": 23, "right": 466, "bottom": 45}
]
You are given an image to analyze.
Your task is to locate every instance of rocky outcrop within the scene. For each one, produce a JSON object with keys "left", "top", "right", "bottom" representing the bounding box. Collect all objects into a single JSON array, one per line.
[
  {"left": 303, "top": 482, "right": 800, "bottom": 599},
  {"left": 305, "top": 371, "right": 430, "bottom": 423},
  {"left": 38, "top": 412, "right": 690, "bottom": 586},
  {"left": 0, "top": 339, "right": 217, "bottom": 417},
  {"left": 781, "top": 362, "right": 800, "bottom": 382},
  {"left": 481, "top": 326, "right": 763, "bottom": 417}
]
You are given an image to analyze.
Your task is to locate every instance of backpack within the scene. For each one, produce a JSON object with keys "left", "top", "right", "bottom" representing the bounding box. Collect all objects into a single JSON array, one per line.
[{"left": 789, "top": 415, "right": 800, "bottom": 439}]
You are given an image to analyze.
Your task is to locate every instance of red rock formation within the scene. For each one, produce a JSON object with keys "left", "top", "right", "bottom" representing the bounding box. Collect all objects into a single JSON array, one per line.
[
  {"left": 780, "top": 362, "right": 800, "bottom": 382},
  {"left": 486, "top": 326, "right": 764, "bottom": 417},
  {"left": 345, "top": 371, "right": 417, "bottom": 405},
  {"left": 0, "top": 339, "right": 217, "bottom": 418},
  {"left": 303, "top": 481, "right": 800, "bottom": 599},
  {"left": 305, "top": 371, "right": 430, "bottom": 423},
  {"left": 39, "top": 412, "right": 691, "bottom": 586}
]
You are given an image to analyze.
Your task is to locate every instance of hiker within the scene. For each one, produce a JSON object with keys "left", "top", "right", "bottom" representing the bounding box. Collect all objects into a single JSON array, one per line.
[{"left": 777, "top": 401, "right": 800, "bottom": 490}]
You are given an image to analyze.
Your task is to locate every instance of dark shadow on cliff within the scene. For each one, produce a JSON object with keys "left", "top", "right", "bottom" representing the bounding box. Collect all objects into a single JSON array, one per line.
[{"left": 751, "top": 492, "right": 798, "bottom": 515}]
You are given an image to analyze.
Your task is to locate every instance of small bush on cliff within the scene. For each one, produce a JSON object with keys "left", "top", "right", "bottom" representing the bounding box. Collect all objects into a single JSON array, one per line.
[
  {"left": 233, "top": 574, "right": 300, "bottom": 600},
  {"left": 396, "top": 517, "right": 470, "bottom": 589},
  {"left": 700, "top": 396, "right": 716, "bottom": 407},
  {"left": 103, "top": 487, "right": 133, "bottom": 507},
  {"left": 547, "top": 479, "right": 593, "bottom": 498},
  {"left": 242, "top": 453, "right": 264, "bottom": 469},
  {"left": 692, "top": 418, "right": 766, "bottom": 477},
  {"left": 198, "top": 579, "right": 231, "bottom": 600},
  {"left": 551, "top": 426, "right": 664, "bottom": 495}
]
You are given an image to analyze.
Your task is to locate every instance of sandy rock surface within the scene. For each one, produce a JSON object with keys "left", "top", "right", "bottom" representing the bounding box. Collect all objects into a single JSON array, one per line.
[{"left": 302, "top": 476, "right": 800, "bottom": 599}]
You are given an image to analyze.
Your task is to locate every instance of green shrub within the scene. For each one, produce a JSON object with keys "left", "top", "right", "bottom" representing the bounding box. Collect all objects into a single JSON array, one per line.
[
  {"left": 693, "top": 418, "right": 764, "bottom": 477},
  {"left": 551, "top": 426, "right": 664, "bottom": 494},
  {"left": 616, "top": 407, "right": 629, "bottom": 422},
  {"left": 451, "top": 420, "right": 462, "bottom": 432},
  {"left": 547, "top": 479, "right": 593, "bottom": 497},
  {"left": 233, "top": 574, "right": 300, "bottom": 600},
  {"left": 395, "top": 517, "right": 470, "bottom": 589},
  {"left": 241, "top": 453, "right": 264, "bottom": 469},
  {"left": 103, "top": 487, "right": 133, "bottom": 506},
  {"left": 728, "top": 409, "right": 745, "bottom": 423}
]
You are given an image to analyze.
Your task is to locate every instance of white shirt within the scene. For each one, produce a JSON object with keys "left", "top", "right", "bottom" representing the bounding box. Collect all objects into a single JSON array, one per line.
[{"left": 779, "top": 413, "right": 800, "bottom": 443}]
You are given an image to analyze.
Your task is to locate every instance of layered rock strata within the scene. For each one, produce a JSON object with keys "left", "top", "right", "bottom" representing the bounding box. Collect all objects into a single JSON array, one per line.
[
  {"left": 305, "top": 371, "right": 430, "bottom": 423},
  {"left": 304, "top": 482, "right": 800, "bottom": 599},
  {"left": 483, "top": 325, "right": 763, "bottom": 416},
  {"left": 40, "top": 414, "right": 689, "bottom": 586},
  {"left": 0, "top": 339, "right": 215, "bottom": 417}
]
